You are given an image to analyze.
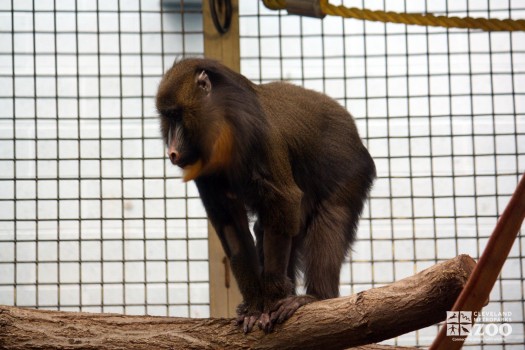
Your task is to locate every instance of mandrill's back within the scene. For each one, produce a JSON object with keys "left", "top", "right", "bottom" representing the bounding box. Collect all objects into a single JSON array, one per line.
[{"left": 255, "top": 81, "right": 376, "bottom": 199}]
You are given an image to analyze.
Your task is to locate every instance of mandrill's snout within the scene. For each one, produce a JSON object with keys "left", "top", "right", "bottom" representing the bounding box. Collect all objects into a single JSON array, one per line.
[
  {"left": 168, "top": 149, "right": 181, "bottom": 166},
  {"left": 167, "top": 144, "right": 203, "bottom": 182}
]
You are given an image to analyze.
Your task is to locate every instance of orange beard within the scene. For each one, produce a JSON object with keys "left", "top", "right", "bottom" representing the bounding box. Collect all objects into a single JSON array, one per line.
[
  {"left": 181, "top": 123, "right": 233, "bottom": 182},
  {"left": 182, "top": 159, "right": 203, "bottom": 182}
]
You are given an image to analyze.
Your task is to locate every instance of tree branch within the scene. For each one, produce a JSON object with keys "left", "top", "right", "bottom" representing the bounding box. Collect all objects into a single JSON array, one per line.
[{"left": 0, "top": 255, "right": 475, "bottom": 350}]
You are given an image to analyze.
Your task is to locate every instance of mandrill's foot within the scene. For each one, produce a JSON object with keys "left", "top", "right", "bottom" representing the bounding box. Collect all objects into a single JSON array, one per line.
[
  {"left": 235, "top": 302, "right": 262, "bottom": 334},
  {"left": 258, "top": 295, "right": 317, "bottom": 333}
]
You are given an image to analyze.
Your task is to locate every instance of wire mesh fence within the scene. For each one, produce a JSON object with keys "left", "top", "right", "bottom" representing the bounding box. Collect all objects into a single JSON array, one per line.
[
  {"left": 0, "top": 0, "right": 209, "bottom": 318},
  {"left": 0, "top": 0, "right": 524, "bottom": 348},
  {"left": 239, "top": 1, "right": 524, "bottom": 348}
]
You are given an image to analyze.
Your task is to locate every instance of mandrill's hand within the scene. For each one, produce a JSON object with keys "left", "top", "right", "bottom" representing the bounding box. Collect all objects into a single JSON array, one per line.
[
  {"left": 258, "top": 295, "right": 317, "bottom": 333},
  {"left": 235, "top": 302, "right": 262, "bottom": 334}
]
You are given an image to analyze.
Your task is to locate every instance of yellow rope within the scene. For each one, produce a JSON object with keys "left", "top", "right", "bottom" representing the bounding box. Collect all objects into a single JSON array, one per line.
[
  {"left": 262, "top": 0, "right": 525, "bottom": 32},
  {"left": 262, "top": 0, "right": 286, "bottom": 10}
]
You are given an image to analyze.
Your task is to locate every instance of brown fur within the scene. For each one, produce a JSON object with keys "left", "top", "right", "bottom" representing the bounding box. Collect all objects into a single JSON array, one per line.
[{"left": 156, "top": 58, "right": 376, "bottom": 333}]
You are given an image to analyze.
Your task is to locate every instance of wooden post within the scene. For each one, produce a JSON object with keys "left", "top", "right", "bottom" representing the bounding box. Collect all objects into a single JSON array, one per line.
[{"left": 202, "top": 0, "right": 243, "bottom": 318}]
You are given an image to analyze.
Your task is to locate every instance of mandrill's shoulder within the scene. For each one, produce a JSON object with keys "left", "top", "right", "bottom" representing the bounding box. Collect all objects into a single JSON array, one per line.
[
  {"left": 257, "top": 80, "right": 306, "bottom": 96},
  {"left": 256, "top": 81, "right": 340, "bottom": 107},
  {"left": 255, "top": 81, "right": 348, "bottom": 121}
]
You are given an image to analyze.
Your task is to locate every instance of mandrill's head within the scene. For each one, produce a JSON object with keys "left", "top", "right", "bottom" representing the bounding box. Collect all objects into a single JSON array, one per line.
[{"left": 156, "top": 58, "right": 240, "bottom": 182}]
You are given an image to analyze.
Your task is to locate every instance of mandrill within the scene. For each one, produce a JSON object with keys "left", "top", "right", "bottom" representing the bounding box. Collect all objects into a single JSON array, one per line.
[{"left": 156, "top": 58, "right": 376, "bottom": 333}]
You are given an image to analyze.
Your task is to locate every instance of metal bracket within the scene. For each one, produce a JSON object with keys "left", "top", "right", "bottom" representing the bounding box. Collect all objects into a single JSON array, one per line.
[
  {"left": 209, "top": 0, "right": 232, "bottom": 34},
  {"left": 285, "top": 0, "right": 326, "bottom": 19}
]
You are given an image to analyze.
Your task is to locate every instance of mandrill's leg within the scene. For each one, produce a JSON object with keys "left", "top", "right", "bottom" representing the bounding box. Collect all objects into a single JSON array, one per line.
[{"left": 195, "top": 177, "right": 263, "bottom": 333}]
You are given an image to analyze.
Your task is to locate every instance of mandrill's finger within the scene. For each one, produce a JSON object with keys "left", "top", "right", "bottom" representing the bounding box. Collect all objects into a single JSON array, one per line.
[
  {"left": 243, "top": 315, "right": 259, "bottom": 334},
  {"left": 270, "top": 304, "right": 286, "bottom": 324},
  {"left": 257, "top": 313, "right": 271, "bottom": 333},
  {"left": 278, "top": 305, "right": 297, "bottom": 324}
]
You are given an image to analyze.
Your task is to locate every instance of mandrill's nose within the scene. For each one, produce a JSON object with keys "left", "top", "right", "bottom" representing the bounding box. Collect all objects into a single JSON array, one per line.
[{"left": 169, "top": 150, "right": 180, "bottom": 165}]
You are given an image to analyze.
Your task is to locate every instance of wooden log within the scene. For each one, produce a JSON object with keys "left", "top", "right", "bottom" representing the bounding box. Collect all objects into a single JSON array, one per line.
[{"left": 0, "top": 255, "right": 475, "bottom": 350}]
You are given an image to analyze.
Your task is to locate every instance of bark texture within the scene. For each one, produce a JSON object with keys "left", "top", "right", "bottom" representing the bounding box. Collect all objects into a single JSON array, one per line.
[{"left": 0, "top": 255, "right": 475, "bottom": 350}]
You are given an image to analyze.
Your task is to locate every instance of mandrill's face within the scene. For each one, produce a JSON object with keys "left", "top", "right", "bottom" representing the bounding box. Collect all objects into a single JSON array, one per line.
[{"left": 156, "top": 60, "right": 233, "bottom": 182}]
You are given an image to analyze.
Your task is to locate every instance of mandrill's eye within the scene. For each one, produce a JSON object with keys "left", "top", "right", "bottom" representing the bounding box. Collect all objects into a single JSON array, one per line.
[{"left": 164, "top": 107, "right": 183, "bottom": 122}]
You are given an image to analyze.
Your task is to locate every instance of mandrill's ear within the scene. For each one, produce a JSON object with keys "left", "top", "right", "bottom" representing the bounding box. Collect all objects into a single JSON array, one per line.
[{"left": 196, "top": 70, "right": 211, "bottom": 94}]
